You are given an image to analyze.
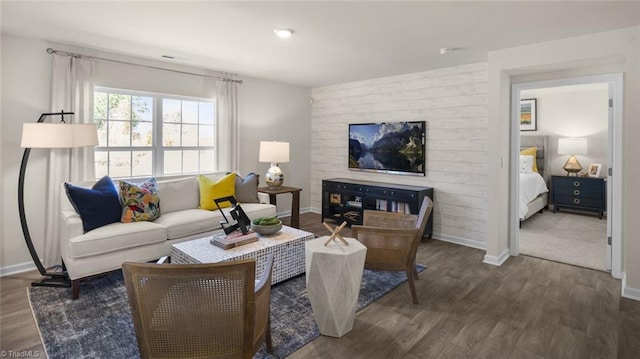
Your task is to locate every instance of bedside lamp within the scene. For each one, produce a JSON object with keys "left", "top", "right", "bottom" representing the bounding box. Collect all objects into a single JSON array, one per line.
[
  {"left": 259, "top": 141, "right": 290, "bottom": 189},
  {"left": 558, "top": 137, "right": 587, "bottom": 176}
]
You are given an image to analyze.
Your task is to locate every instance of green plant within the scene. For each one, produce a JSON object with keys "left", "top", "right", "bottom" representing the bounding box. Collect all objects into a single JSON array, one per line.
[{"left": 252, "top": 217, "right": 280, "bottom": 226}]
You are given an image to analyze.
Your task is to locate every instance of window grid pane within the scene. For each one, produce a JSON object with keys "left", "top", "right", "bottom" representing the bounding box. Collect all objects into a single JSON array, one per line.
[{"left": 95, "top": 88, "right": 215, "bottom": 179}]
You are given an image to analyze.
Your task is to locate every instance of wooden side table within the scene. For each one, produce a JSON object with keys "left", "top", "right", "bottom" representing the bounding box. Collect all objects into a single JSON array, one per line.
[{"left": 257, "top": 186, "right": 302, "bottom": 228}]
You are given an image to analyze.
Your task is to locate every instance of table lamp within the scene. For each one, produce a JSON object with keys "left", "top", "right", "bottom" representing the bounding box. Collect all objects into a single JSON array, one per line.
[
  {"left": 19, "top": 111, "right": 99, "bottom": 288},
  {"left": 557, "top": 137, "right": 587, "bottom": 176},
  {"left": 259, "top": 140, "right": 289, "bottom": 189}
]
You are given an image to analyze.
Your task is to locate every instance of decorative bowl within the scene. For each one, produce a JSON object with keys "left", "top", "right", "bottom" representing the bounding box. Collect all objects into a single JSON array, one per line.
[{"left": 251, "top": 220, "right": 283, "bottom": 235}]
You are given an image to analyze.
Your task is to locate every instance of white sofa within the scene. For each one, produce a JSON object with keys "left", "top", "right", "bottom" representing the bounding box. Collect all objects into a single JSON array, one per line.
[{"left": 59, "top": 174, "right": 276, "bottom": 299}]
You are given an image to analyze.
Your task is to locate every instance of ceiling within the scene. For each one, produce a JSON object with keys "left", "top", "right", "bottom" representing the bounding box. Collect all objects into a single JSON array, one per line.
[{"left": 1, "top": 1, "right": 639, "bottom": 88}]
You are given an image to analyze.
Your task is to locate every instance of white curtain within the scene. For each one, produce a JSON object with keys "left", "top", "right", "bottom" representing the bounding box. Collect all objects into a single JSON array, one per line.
[
  {"left": 207, "top": 75, "right": 239, "bottom": 172},
  {"left": 43, "top": 55, "right": 95, "bottom": 267}
]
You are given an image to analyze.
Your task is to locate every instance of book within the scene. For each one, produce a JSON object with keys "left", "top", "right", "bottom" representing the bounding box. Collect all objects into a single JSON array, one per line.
[{"left": 210, "top": 230, "right": 259, "bottom": 249}]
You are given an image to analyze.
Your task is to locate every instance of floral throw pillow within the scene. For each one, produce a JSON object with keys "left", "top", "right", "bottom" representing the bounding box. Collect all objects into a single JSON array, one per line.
[{"left": 120, "top": 178, "right": 161, "bottom": 223}]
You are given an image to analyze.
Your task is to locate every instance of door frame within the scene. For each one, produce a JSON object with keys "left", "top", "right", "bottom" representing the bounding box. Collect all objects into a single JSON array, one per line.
[{"left": 509, "top": 73, "right": 623, "bottom": 279}]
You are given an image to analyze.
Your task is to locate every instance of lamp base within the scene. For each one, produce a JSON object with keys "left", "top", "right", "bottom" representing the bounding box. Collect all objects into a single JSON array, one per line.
[
  {"left": 32, "top": 275, "right": 71, "bottom": 288},
  {"left": 265, "top": 163, "right": 284, "bottom": 189},
  {"left": 32, "top": 267, "right": 71, "bottom": 288},
  {"left": 563, "top": 155, "right": 583, "bottom": 176},
  {"left": 564, "top": 170, "right": 581, "bottom": 177}
]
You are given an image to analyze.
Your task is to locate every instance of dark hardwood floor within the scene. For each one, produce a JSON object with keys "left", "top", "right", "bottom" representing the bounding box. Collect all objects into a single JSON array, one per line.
[{"left": 2, "top": 212, "right": 640, "bottom": 358}]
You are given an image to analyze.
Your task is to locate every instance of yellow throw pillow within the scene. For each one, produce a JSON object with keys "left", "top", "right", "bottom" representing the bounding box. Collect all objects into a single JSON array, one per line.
[
  {"left": 198, "top": 173, "right": 236, "bottom": 210},
  {"left": 519, "top": 147, "right": 538, "bottom": 173}
]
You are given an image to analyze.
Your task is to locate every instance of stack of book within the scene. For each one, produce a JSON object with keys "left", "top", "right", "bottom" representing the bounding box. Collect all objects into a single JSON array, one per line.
[{"left": 210, "top": 229, "right": 258, "bottom": 249}]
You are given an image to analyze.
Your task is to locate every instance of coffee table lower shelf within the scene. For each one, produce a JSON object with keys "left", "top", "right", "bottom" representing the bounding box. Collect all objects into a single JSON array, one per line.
[{"left": 170, "top": 225, "right": 315, "bottom": 284}]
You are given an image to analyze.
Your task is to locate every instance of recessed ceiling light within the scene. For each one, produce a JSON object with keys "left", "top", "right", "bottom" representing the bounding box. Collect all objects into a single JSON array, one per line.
[
  {"left": 439, "top": 47, "right": 456, "bottom": 55},
  {"left": 274, "top": 28, "right": 294, "bottom": 39}
]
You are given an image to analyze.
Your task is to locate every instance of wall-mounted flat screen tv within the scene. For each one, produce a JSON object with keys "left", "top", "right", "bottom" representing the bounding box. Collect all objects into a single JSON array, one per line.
[{"left": 349, "top": 121, "right": 425, "bottom": 176}]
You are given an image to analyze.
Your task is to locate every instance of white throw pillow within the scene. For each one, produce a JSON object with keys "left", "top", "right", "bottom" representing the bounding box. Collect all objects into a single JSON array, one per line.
[
  {"left": 156, "top": 177, "right": 199, "bottom": 214},
  {"left": 519, "top": 155, "right": 534, "bottom": 173}
]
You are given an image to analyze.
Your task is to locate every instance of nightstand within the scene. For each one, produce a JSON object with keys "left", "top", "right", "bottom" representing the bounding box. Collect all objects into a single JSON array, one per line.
[{"left": 551, "top": 175, "right": 606, "bottom": 219}]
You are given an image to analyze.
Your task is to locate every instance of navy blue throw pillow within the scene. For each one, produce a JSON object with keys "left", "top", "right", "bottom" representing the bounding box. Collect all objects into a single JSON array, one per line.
[{"left": 64, "top": 176, "right": 122, "bottom": 233}]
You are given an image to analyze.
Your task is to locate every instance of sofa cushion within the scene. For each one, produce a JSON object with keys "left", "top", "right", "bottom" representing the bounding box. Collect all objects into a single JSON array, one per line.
[
  {"left": 198, "top": 173, "right": 235, "bottom": 210},
  {"left": 120, "top": 178, "right": 161, "bottom": 223},
  {"left": 234, "top": 172, "right": 260, "bottom": 203},
  {"left": 68, "top": 221, "right": 167, "bottom": 259},
  {"left": 154, "top": 209, "right": 221, "bottom": 240},
  {"left": 64, "top": 176, "right": 122, "bottom": 233},
  {"left": 157, "top": 177, "right": 199, "bottom": 214},
  {"left": 240, "top": 203, "right": 278, "bottom": 221}
]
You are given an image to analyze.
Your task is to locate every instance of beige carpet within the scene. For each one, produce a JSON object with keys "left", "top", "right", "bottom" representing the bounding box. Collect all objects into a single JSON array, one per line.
[{"left": 519, "top": 209, "right": 607, "bottom": 271}]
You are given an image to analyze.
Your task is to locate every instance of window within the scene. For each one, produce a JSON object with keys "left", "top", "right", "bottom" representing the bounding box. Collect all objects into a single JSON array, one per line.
[{"left": 94, "top": 88, "right": 216, "bottom": 179}]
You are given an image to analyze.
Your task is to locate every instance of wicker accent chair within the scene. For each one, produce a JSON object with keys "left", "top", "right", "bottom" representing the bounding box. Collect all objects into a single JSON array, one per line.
[
  {"left": 123, "top": 255, "right": 275, "bottom": 359},
  {"left": 253, "top": 253, "right": 274, "bottom": 354},
  {"left": 352, "top": 196, "right": 433, "bottom": 304}
]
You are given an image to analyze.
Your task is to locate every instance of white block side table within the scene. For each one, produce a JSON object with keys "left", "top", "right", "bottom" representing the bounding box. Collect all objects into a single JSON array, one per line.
[{"left": 305, "top": 236, "right": 367, "bottom": 338}]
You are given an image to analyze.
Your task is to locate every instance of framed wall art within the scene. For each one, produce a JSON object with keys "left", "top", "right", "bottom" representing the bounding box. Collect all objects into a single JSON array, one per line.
[{"left": 520, "top": 99, "right": 537, "bottom": 131}]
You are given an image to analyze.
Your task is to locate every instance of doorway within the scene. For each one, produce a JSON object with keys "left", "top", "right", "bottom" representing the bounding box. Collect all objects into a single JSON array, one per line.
[{"left": 509, "top": 74, "right": 623, "bottom": 278}]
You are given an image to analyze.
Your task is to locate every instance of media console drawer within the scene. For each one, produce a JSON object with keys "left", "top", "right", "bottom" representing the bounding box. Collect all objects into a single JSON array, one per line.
[{"left": 551, "top": 175, "right": 605, "bottom": 219}]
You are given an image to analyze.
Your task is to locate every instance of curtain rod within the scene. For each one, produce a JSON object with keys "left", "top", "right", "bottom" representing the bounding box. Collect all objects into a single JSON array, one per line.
[{"left": 46, "top": 48, "right": 243, "bottom": 84}]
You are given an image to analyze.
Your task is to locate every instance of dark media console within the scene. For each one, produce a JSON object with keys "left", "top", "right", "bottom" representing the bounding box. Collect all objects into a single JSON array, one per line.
[{"left": 321, "top": 178, "right": 433, "bottom": 238}]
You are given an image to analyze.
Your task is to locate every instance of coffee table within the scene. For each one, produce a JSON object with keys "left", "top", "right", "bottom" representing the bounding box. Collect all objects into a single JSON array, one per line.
[{"left": 171, "top": 225, "right": 315, "bottom": 283}]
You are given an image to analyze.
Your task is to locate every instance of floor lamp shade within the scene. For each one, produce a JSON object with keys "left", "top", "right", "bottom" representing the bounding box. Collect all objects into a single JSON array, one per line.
[
  {"left": 259, "top": 141, "right": 290, "bottom": 188},
  {"left": 18, "top": 112, "right": 99, "bottom": 291},
  {"left": 558, "top": 137, "right": 587, "bottom": 176},
  {"left": 21, "top": 123, "right": 99, "bottom": 148}
]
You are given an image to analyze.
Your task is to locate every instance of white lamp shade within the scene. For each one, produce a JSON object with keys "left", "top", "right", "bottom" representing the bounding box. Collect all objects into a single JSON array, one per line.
[
  {"left": 557, "top": 137, "right": 587, "bottom": 155},
  {"left": 21, "top": 123, "right": 99, "bottom": 148},
  {"left": 259, "top": 141, "right": 290, "bottom": 163}
]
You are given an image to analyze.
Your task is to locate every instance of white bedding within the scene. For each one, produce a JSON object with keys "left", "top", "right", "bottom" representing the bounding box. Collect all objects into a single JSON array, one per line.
[{"left": 519, "top": 172, "right": 548, "bottom": 220}]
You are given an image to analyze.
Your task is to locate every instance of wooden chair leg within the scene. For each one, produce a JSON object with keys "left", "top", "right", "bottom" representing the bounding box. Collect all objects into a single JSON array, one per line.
[
  {"left": 413, "top": 264, "right": 419, "bottom": 280},
  {"left": 406, "top": 270, "right": 419, "bottom": 304},
  {"left": 71, "top": 279, "right": 80, "bottom": 300},
  {"left": 266, "top": 316, "right": 273, "bottom": 353}
]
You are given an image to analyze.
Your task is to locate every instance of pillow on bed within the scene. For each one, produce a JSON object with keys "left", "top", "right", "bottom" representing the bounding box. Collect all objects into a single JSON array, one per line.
[
  {"left": 519, "top": 155, "right": 535, "bottom": 173},
  {"left": 519, "top": 147, "right": 539, "bottom": 173}
]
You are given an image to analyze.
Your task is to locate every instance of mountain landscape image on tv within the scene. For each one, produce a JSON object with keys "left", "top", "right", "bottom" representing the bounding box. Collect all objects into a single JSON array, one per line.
[{"left": 349, "top": 121, "right": 426, "bottom": 176}]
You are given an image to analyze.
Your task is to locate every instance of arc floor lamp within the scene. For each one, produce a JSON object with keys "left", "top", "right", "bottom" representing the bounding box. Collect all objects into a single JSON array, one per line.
[{"left": 19, "top": 111, "right": 98, "bottom": 288}]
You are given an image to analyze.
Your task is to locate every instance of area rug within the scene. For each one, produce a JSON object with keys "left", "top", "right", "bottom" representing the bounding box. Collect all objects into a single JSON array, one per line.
[{"left": 29, "top": 265, "right": 425, "bottom": 359}]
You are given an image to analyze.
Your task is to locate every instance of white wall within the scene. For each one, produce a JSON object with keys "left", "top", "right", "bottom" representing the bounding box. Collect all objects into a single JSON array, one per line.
[
  {"left": 487, "top": 26, "right": 640, "bottom": 298},
  {"left": 0, "top": 33, "right": 311, "bottom": 274},
  {"left": 238, "top": 77, "right": 311, "bottom": 214},
  {"left": 310, "top": 63, "right": 489, "bottom": 249},
  {"left": 1, "top": 34, "right": 53, "bottom": 273},
  {"left": 521, "top": 85, "right": 609, "bottom": 176}
]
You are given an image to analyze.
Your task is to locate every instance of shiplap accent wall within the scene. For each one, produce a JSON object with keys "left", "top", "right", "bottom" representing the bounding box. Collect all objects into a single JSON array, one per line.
[{"left": 310, "top": 62, "right": 489, "bottom": 248}]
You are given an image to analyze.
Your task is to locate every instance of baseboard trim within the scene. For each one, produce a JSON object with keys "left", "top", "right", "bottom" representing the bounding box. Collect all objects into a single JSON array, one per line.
[
  {"left": 622, "top": 272, "right": 640, "bottom": 301},
  {"left": 433, "top": 233, "right": 486, "bottom": 250},
  {"left": 279, "top": 207, "right": 315, "bottom": 218},
  {"left": 1, "top": 261, "right": 36, "bottom": 277},
  {"left": 483, "top": 249, "right": 511, "bottom": 266}
]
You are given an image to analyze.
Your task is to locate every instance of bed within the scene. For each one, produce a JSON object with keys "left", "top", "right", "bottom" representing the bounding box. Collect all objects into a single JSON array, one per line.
[{"left": 519, "top": 135, "right": 550, "bottom": 223}]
